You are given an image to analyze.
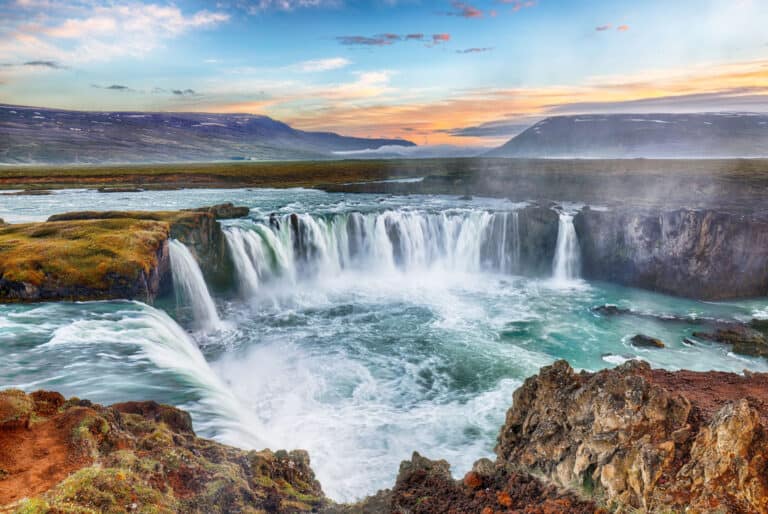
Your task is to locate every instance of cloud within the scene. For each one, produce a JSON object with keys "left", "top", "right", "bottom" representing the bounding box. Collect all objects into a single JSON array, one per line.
[
  {"left": 336, "top": 33, "right": 451, "bottom": 47},
  {"left": 23, "top": 60, "right": 64, "bottom": 68},
  {"left": 456, "top": 47, "right": 493, "bottom": 54},
  {"left": 325, "top": 70, "right": 395, "bottom": 100},
  {"left": 445, "top": 1, "right": 483, "bottom": 18},
  {"left": 258, "top": 58, "right": 768, "bottom": 145},
  {"left": 92, "top": 84, "right": 134, "bottom": 91},
  {"left": 295, "top": 57, "right": 351, "bottom": 72},
  {"left": 498, "top": 0, "right": 537, "bottom": 12},
  {"left": 337, "top": 35, "right": 396, "bottom": 46},
  {"left": 0, "top": 2, "right": 230, "bottom": 65},
  {"left": 172, "top": 89, "right": 197, "bottom": 95},
  {"left": 235, "top": 0, "right": 340, "bottom": 14},
  {"left": 596, "top": 23, "right": 630, "bottom": 32},
  {"left": 437, "top": 119, "right": 532, "bottom": 137}
]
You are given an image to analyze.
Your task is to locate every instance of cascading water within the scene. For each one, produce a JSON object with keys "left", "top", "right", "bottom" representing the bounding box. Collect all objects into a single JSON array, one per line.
[
  {"left": 552, "top": 212, "right": 581, "bottom": 283},
  {"left": 168, "top": 240, "right": 222, "bottom": 331},
  {"left": 5, "top": 188, "right": 768, "bottom": 503},
  {"left": 224, "top": 209, "right": 524, "bottom": 295}
]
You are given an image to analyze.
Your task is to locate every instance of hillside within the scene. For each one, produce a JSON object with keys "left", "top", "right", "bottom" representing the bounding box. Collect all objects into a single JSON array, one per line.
[
  {"left": 0, "top": 105, "right": 415, "bottom": 164},
  {"left": 487, "top": 113, "right": 768, "bottom": 158}
]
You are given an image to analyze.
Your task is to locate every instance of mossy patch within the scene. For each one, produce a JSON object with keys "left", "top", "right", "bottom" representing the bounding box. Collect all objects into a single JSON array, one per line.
[
  {"left": 0, "top": 218, "right": 168, "bottom": 290},
  {"left": 46, "top": 467, "right": 174, "bottom": 514},
  {"left": 0, "top": 389, "right": 34, "bottom": 428},
  {"left": 13, "top": 497, "right": 51, "bottom": 514}
]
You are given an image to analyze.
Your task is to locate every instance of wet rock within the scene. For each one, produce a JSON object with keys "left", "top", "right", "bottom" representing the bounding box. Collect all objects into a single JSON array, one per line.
[
  {"left": 574, "top": 207, "right": 768, "bottom": 300},
  {"left": 269, "top": 212, "right": 281, "bottom": 230},
  {"left": 2, "top": 189, "right": 53, "bottom": 196},
  {"left": 630, "top": 334, "right": 666, "bottom": 348},
  {"left": 693, "top": 324, "right": 768, "bottom": 358},
  {"left": 390, "top": 451, "right": 598, "bottom": 514},
  {"left": 516, "top": 206, "right": 560, "bottom": 275},
  {"left": 592, "top": 304, "right": 631, "bottom": 316},
  {"left": 187, "top": 202, "right": 250, "bottom": 219}
]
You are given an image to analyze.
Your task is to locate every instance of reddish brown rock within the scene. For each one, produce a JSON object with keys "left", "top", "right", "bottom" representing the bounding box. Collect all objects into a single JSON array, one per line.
[{"left": 496, "top": 360, "right": 768, "bottom": 513}]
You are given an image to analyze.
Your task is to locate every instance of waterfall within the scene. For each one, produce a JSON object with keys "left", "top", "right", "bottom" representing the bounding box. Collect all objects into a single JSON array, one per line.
[
  {"left": 168, "top": 240, "right": 222, "bottom": 331},
  {"left": 130, "top": 305, "right": 270, "bottom": 448},
  {"left": 223, "top": 209, "right": 524, "bottom": 295},
  {"left": 552, "top": 213, "right": 581, "bottom": 283}
]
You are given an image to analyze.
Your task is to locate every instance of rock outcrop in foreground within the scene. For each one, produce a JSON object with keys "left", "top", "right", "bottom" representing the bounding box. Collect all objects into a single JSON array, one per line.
[
  {"left": 2, "top": 361, "right": 767, "bottom": 513},
  {"left": 0, "top": 390, "right": 324, "bottom": 513},
  {"left": 497, "top": 360, "right": 768, "bottom": 513}
]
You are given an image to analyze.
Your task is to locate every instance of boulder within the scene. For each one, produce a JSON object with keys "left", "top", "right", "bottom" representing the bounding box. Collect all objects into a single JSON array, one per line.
[{"left": 630, "top": 334, "right": 666, "bottom": 349}]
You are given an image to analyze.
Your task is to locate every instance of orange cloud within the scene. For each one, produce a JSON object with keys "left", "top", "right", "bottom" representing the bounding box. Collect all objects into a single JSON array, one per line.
[{"left": 197, "top": 58, "right": 768, "bottom": 146}]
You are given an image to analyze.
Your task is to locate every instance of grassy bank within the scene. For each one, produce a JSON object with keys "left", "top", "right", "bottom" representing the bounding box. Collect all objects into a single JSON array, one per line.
[{"left": 1, "top": 157, "right": 767, "bottom": 208}]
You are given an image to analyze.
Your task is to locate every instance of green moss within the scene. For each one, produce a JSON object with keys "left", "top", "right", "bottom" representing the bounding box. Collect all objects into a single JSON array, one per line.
[
  {"left": 48, "top": 467, "right": 175, "bottom": 514},
  {"left": 0, "top": 389, "right": 34, "bottom": 426},
  {"left": 139, "top": 426, "right": 175, "bottom": 450},
  {"left": 0, "top": 218, "right": 168, "bottom": 291},
  {"left": 13, "top": 497, "right": 51, "bottom": 514}
]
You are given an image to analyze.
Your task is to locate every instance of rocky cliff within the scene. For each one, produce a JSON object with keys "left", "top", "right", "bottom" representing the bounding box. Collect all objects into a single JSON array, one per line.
[
  {"left": 0, "top": 218, "right": 171, "bottom": 303},
  {"left": 497, "top": 360, "right": 768, "bottom": 513},
  {"left": 0, "top": 204, "right": 249, "bottom": 303},
  {"left": 574, "top": 207, "right": 768, "bottom": 299},
  {"left": 0, "top": 390, "right": 325, "bottom": 513},
  {"left": 4, "top": 361, "right": 767, "bottom": 513}
]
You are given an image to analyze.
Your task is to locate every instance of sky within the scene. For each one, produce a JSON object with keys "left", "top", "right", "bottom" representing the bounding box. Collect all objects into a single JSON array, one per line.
[{"left": 0, "top": 0, "right": 767, "bottom": 146}]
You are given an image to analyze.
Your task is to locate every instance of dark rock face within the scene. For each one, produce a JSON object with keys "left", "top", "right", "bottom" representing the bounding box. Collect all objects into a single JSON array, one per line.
[
  {"left": 516, "top": 206, "right": 560, "bottom": 275},
  {"left": 384, "top": 452, "right": 599, "bottom": 514},
  {"left": 574, "top": 207, "right": 768, "bottom": 299},
  {"left": 630, "top": 334, "right": 666, "bottom": 348},
  {"left": 186, "top": 202, "right": 250, "bottom": 220},
  {"left": 692, "top": 322, "right": 768, "bottom": 358},
  {"left": 169, "top": 211, "right": 233, "bottom": 289}
]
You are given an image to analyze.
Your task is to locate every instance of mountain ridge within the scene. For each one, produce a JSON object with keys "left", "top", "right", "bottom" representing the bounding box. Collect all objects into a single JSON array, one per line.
[
  {"left": 0, "top": 104, "right": 415, "bottom": 164},
  {"left": 487, "top": 112, "right": 768, "bottom": 158}
]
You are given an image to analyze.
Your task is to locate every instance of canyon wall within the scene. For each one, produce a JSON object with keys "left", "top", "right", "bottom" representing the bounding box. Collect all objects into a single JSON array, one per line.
[{"left": 574, "top": 207, "right": 768, "bottom": 299}]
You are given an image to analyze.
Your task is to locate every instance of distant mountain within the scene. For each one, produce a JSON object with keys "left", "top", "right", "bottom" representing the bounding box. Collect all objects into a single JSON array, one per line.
[
  {"left": 0, "top": 105, "right": 415, "bottom": 164},
  {"left": 487, "top": 113, "right": 768, "bottom": 158}
]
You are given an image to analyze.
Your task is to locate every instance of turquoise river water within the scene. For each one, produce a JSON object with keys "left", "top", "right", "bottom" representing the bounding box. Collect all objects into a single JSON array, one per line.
[{"left": 1, "top": 188, "right": 767, "bottom": 501}]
